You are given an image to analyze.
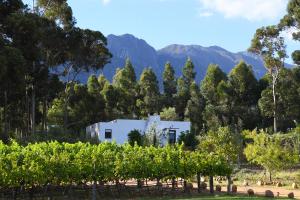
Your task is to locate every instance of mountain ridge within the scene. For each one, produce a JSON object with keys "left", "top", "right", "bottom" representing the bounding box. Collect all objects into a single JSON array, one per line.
[{"left": 78, "top": 33, "right": 289, "bottom": 84}]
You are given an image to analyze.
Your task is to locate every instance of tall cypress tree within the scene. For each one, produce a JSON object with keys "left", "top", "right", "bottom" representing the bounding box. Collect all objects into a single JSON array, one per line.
[
  {"left": 175, "top": 58, "right": 196, "bottom": 119},
  {"left": 185, "top": 82, "right": 205, "bottom": 135},
  {"left": 137, "top": 68, "right": 160, "bottom": 117},
  {"left": 200, "top": 64, "right": 227, "bottom": 130},
  {"left": 113, "top": 58, "right": 137, "bottom": 117},
  {"left": 87, "top": 75, "right": 100, "bottom": 95},
  {"left": 163, "top": 62, "right": 177, "bottom": 108},
  {"left": 182, "top": 58, "right": 196, "bottom": 87}
]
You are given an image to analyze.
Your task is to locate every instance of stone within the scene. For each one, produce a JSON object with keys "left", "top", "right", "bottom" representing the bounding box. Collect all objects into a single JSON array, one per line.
[
  {"left": 215, "top": 185, "right": 222, "bottom": 192},
  {"left": 231, "top": 185, "right": 237, "bottom": 193},
  {"left": 247, "top": 189, "right": 254, "bottom": 196},
  {"left": 276, "top": 182, "right": 282, "bottom": 187},
  {"left": 265, "top": 190, "right": 274, "bottom": 198},
  {"left": 288, "top": 192, "right": 294, "bottom": 199},
  {"left": 292, "top": 183, "right": 298, "bottom": 189}
]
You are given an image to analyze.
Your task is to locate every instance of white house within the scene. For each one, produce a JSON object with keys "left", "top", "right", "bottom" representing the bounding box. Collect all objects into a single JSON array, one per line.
[{"left": 86, "top": 115, "right": 191, "bottom": 145}]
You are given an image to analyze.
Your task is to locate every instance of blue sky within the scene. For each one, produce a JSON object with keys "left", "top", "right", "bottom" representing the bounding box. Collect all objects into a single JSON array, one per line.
[{"left": 25, "top": 0, "right": 298, "bottom": 63}]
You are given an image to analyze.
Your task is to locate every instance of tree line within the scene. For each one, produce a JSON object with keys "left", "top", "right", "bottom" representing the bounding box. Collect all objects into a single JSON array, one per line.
[
  {"left": 0, "top": 0, "right": 300, "bottom": 143},
  {"left": 0, "top": 0, "right": 111, "bottom": 142},
  {"left": 47, "top": 58, "right": 300, "bottom": 135}
]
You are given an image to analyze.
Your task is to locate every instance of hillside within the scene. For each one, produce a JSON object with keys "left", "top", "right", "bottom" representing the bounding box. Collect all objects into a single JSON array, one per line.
[{"left": 78, "top": 34, "right": 278, "bottom": 83}]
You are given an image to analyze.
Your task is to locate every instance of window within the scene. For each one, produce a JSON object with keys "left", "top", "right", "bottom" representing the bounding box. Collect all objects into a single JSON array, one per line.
[
  {"left": 168, "top": 129, "right": 176, "bottom": 144},
  {"left": 105, "top": 129, "right": 112, "bottom": 139}
]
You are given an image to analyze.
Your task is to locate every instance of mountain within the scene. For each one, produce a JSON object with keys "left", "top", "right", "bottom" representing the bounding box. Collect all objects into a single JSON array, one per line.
[{"left": 78, "top": 34, "right": 287, "bottom": 84}]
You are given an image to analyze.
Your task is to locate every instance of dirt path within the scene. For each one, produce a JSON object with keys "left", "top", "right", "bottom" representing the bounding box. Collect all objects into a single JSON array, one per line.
[{"left": 229, "top": 185, "right": 300, "bottom": 199}]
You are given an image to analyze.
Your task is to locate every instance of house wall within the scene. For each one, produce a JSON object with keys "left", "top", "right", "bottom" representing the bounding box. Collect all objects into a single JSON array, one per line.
[
  {"left": 86, "top": 117, "right": 191, "bottom": 145},
  {"left": 98, "top": 119, "right": 146, "bottom": 144},
  {"left": 158, "top": 121, "right": 191, "bottom": 145}
]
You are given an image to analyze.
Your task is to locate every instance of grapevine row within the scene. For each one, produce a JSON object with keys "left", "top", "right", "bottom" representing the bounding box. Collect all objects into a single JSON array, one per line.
[{"left": 0, "top": 141, "right": 232, "bottom": 188}]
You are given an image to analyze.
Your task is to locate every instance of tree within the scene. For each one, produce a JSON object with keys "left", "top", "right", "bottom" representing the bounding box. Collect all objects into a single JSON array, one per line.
[
  {"left": 160, "top": 107, "right": 179, "bottom": 121},
  {"left": 249, "top": 26, "right": 286, "bottom": 133},
  {"left": 0, "top": 45, "right": 25, "bottom": 142},
  {"left": 199, "top": 127, "right": 239, "bottom": 163},
  {"left": 113, "top": 59, "right": 137, "bottom": 117},
  {"left": 182, "top": 58, "right": 196, "bottom": 87},
  {"left": 61, "top": 28, "right": 111, "bottom": 130},
  {"left": 175, "top": 77, "right": 187, "bottom": 120},
  {"left": 87, "top": 75, "right": 100, "bottom": 95},
  {"left": 98, "top": 74, "right": 109, "bottom": 91},
  {"left": 175, "top": 58, "right": 196, "bottom": 119},
  {"left": 5, "top": 12, "right": 64, "bottom": 135},
  {"left": 69, "top": 83, "right": 105, "bottom": 133},
  {"left": 278, "top": 0, "right": 300, "bottom": 65},
  {"left": 101, "top": 82, "right": 119, "bottom": 120},
  {"left": 0, "top": 0, "right": 111, "bottom": 141},
  {"left": 137, "top": 68, "right": 161, "bottom": 117},
  {"left": 185, "top": 82, "right": 205, "bottom": 135},
  {"left": 216, "top": 61, "right": 260, "bottom": 132},
  {"left": 162, "top": 62, "right": 177, "bottom": 108},
  {"left": 200, "top": 64, "right": 227, "bottom": 130},
  {"left": 244, "top": 129, "right": 298, "bottom": 182},
  {"left": 128, "top": 129, "right": 142, "bottom": 146},
  {"left": 178, "top": 131, "right": 199, "bottom": 150},
  {"left": 36, "top": 0, "right": 74, "bottom": 30},
  {"left": 259, "top": 68, "right": 300, "bottom": 131}
]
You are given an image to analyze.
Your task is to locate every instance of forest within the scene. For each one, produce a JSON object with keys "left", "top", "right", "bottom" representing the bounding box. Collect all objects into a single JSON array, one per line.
[
  {"left": 0, "top": 0, "right": 300, "bottom": 199},
  {"left": 0, "top": 0, "right": 300, "bottom": 144}
]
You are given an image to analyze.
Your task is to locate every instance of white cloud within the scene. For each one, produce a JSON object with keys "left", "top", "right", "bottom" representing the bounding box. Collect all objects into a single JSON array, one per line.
[
  {"left": 101, "top": 0, "right": 111, "bottom": 5},
  {"left": 198, "top": 0, "right": 288, "bottom": 21}
]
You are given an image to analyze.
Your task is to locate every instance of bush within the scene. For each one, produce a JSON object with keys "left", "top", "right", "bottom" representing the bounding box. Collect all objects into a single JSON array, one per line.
[
  {"left": 128, "top": 129, "right": 142, "bottom": 146},
  {"left": 178, "top": 131, "right": 199, "bottom": 150}
]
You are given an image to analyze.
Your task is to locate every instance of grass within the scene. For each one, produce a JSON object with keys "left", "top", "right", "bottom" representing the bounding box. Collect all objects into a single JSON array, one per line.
[{"left": 232, "top": 168, "right": 300, "bottom": 188}]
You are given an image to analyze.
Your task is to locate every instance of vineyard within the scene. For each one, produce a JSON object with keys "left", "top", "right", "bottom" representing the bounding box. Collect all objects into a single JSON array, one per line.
[{"left": 0, "top": 141, "right": 232, "bottom": 198}]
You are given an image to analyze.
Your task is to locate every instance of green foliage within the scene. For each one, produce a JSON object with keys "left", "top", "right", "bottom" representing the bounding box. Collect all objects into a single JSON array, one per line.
[
  {"left": 101, "top": 82, "right": 119, "bottom": 120},
  {"left": 182, "top": 58, "right": 196, "bottom": 86},
  {"left": 185, "top": 82, "right": 205, "bottom": 134},
  {"left": 160, "top": 107, "right": 179, "bottom": 121},
  {"left": 178, "top": 131, "right": 199, "bottom": 150},
  {"left": 137, "top": 68, "right": 161, "bottom": 116},
  {"left": 128, "top": 129, "right": 142, "bottom": 146},
  {"left": 0, "top": 141, "right": 232, "bottom": 188},
  {"left": 244, "top": 129, "right": 299, "bottom": 181},
  {"left": 163, "top": 62, "right": 177, "bottom": 107},
  {"left": 87, "top": 75, "right": 100, "bottom": 95},
  {"left": 199, "top": 127, "right": 239, "bottom": 163},
  {"left": 201, "top": 64, "right": 227, "bottom": 129},
  {"left": 175, "top": 58, "right": 197, "bottom": 119},
  {"left": 37, "top": 0, "right": 74, "bottom": 29},
  {"left": 0, "top": 0, "right": 111, "bottom": 138},
  {"left": 215, "top": 61, "right": 260, "bottom": 131},
  {"left": 249, "top": 23, "right": 287, "bottom": 133},
  {"left": 112, "top": 59, "right": 137, "bottom": 117},
  {"left": 259, "top": 68, "right": 300, "bottom": 131},
  {"left": 278, "top": 0, "right": 300, "bottom": 65}
]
